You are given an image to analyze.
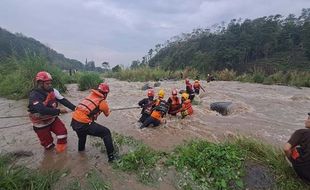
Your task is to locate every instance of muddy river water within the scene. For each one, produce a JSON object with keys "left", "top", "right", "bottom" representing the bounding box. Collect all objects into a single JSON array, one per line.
[{"left": 0, "top": 79, "right": 309, "bottom": 189}]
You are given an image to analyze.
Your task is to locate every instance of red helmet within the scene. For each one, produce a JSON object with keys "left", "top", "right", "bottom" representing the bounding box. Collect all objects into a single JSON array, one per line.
[
  {"left": 147, "top": 89, "right": 154, "bottom": 97},
  {"left": 35, "top": 71, "right": 52, "bottom": 82},
  {"left": 98, "top": 83, "right": 110, "bottom": 93},
  {"left": 185, "top": 78, "right": 190, "bottom": 84},
  {"left": 172, "top": 89, "right": 177, "bottom": 95}
]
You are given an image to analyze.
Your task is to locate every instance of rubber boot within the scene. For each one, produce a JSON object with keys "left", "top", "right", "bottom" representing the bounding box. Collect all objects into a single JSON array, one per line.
[
  {"left": 108, "top": 153, "right": 115, "bottom": 163},
  {"left": 56, "top": 143, "right": 67, "bottom": 153}
]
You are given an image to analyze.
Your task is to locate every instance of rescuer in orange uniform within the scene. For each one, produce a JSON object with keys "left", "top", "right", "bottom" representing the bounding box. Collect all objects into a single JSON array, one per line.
[
  {"left": 71, "top": 83, "right": 116, "bottom": 162},
  {"left": 167, "top": 89, "right": 181, "bottom": 116}
]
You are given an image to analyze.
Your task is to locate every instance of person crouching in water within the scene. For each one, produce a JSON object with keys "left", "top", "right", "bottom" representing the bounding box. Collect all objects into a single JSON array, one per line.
[
  {"left": 138, "top": 89, "right": 155, "bottom": 123},
  {"left": 179, "top": 93, "right": 193, "bottom": 119},
  {"left": 284, "top": 113, "right": 310, "bottom": 183},
  {"left": 71, "top": 83, "right": 116, "bottom": 162},
  {"left": 140, "top": 89, "right": 168, "bottom": 129},
  {"left": 28, "top": 71, "right": 76, "bottom": 153},
  {"left": 167, "top": 89, "right": 180, "bottom": 116}
]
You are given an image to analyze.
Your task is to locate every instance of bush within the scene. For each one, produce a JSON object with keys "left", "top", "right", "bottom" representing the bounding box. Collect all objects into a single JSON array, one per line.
[
  {"left": 167, "top": 140, "right": 245, "bottom": 189},
  {"left": 0, "top": 55, "right": 66, "bottom": 99},
  {"left": 252, "top": 72, "right": 265, "bottom": 83},
  {"left": 216, "top": 69, "right": 237, "bottom": 81},
  {"left": 78, "top": 72, "right": 103, "bottom": 91}
]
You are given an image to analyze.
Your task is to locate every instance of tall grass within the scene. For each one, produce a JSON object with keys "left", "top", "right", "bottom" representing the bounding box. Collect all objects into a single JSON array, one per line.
[
  {"left": 215, "top": 68, "right": 237, "bottom": 81},
  {"left": 0, "top": 55, "right": 68, "bottom": 99},
  {"left": 215, "top": 69, "right": 310, "bottom": 87},
  {"left": 0, "top": 154, "right": 60, "bottom": 190},
  {"left": 103, "top": 67, "right": 199, "bottom": 82}
]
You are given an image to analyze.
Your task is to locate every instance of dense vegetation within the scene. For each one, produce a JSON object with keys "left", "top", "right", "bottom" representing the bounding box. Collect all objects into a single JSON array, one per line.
[
  {"left": 137, "top": 9, "right": 310, "bottom": 77},
  {"left": 0, "top": 55, "right": 69, "bottom": 99}
]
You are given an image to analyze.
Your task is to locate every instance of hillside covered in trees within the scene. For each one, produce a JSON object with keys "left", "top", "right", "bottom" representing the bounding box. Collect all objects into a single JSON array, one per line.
[
  {"left": 146, "top": 9, "right": 310, "bottom": 75},
  {"left": 0, "top": 27, "right": 84, "bottom": 70}
]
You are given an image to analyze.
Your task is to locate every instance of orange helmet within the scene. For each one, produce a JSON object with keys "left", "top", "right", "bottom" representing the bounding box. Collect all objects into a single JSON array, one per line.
[
  {"left": 98, "top": 83, "right": 110, "bottom": 93},
  {"left": 35, "top": 71, "right": 52, "bottom": 82},
  {"left": 147, "top": 89, "right": 154, "bottom": 97},
  {"left": 172, "top": 89, "right": 177, "bottom": 96}
]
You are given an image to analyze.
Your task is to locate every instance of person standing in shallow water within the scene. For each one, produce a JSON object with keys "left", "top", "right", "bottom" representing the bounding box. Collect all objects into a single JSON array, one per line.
[
  {"left": 28, "top": 71, "right": 76, "bottom": 153},
  {"left": 284, "top": 113, "right": 310, "bottom": 183},
  {"left": 71, "top": 83, "right": 116, "bottom": 162}
]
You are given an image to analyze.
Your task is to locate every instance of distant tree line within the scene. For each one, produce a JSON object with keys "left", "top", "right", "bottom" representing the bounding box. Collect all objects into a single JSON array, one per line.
[
  {"left": 135, "top": 8, "right": 310, "bottom": 75},
  {"left": 0, "top": 27, "right": 111, "bottom": 72}
]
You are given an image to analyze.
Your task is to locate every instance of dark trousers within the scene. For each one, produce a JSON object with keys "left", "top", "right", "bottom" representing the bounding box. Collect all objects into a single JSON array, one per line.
[
  {"left": 71, "top": 119, "right": 114, "bottom": 156},
  {"left": 293, "top": 163, "right": 310, "bottom": 183},
  {"left": 189, "top": 94, "right": 195, "bottom": 101},
  {"left": 141, "top": 116, "right": 160, "bottom": 128},
  {"left": 139, "top": 113, "right": 150, "bottom": 123},
  {"left": 194, "top": 89, "right": 200, "bottom": 94}
]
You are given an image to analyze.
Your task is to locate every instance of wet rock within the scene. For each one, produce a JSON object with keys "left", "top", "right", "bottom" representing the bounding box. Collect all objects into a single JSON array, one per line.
[
  {"left": 243, "top": 161, "right": 275, "bottom": 190},
  {"left": 141, "top": 83, "right": 152, "bottom": 90},
  {"left": 154, "top": 82, "right": 161, "bottom": 87},
  {"left": 210, "top": 102, "right": 233, "bottom": 116}
]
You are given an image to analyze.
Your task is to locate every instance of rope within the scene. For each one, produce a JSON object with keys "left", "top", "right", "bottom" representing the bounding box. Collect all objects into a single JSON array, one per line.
[
  {"left": 0, "top": 115, "right": 29, "bottom": 119},
  {"left": 110, "top": 106, "right": 140, "bottom": 111},
  {"left": 0, "top": 114, "right": 67, "bottom": 130},
  {"left": 0, "top": 106, "right": 141, "bottom": 130}
]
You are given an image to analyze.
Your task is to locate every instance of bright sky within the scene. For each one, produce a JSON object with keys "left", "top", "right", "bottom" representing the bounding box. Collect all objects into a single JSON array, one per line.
[{"left": 0, "top": 0, "right": 309, "bottom": 67}]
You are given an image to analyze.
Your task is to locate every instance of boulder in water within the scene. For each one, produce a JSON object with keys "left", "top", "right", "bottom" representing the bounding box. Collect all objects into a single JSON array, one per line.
[
  {"left": 141, "top": 83, "right": 152, "bottom": 90},
  {"left": 210, "top": 102, "right": 233, "bottom": 115},
  {"left": 154, "top": 82, "right": 161, "bottom": 87}
]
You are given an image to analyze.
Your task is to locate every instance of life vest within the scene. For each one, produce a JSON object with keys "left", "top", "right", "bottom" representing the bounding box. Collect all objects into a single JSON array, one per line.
[
  {"left": 186, "top": 83, "right": 194, "bottom": 95},
  {"left": 168, "top": 96, "right": 180, "bottom": 113},
  {"left": 193, "top": 81, "right": 200, "bottom": 90},
  {"left": 143, "top": 99, "right": 154, "bottom": 115},
  {"left": 29, "top": 90, "right": 58, "bottom": 128},
  {"left": 181, "top": 99, "right": 193, "bottom": 117},
  {"left": 73, "top": 90, "right": 105, "bottom": 123},
  {"left": 151, "top": 99, "right": 168, "bottom": 120},
  {"left": 153, "top": 99, "right": 168, "bottom": 114}
]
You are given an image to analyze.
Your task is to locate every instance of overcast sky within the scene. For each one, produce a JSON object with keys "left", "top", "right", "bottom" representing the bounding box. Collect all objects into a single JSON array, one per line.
[{"left": 0, "top": 0, "right": 309, "bottom": 67}]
